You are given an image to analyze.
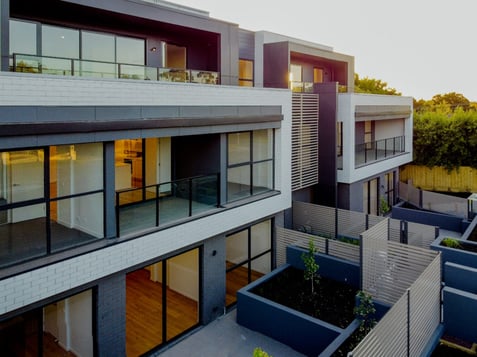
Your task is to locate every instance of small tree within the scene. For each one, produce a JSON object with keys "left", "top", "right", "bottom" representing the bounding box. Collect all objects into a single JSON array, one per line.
[
  {"left": 301, "top": 240, "right": 319, "bottom": 294},
  {"left": 253, "top": 347, "right": 271, "bottom": 357},
  {"left": 354, "top": 291, "right": 376, "bottom": 336}
]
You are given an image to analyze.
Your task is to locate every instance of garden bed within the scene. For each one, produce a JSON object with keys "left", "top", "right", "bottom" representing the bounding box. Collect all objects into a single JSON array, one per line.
[{"left": 251, "top": 266, "right": 357, "bottom": 328}]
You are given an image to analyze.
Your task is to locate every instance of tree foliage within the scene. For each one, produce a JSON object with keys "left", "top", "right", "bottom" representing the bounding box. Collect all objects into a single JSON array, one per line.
[
  {"left": 354, "top": 74, "right": 401, "bottom": 96},
  {"left": 414, "top": 92, "right": 474, "bottom": 113},
  {"left": 413, "top": 109, "right": 477, "bottom": 170}
]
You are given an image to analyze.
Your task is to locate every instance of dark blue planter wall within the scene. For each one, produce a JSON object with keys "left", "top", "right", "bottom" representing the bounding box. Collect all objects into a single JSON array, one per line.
[
  {"left": 236, "top": 264, "right": 345, "bottom": 356},
  {"left": 392, "top": 204, "right": 468, "bottom": 233},
  {"left": 286, "top": 245, "right": 360, "bottom": 288},
  {"left": 443, "top": 287, "right": 477, "bottom": 342}
]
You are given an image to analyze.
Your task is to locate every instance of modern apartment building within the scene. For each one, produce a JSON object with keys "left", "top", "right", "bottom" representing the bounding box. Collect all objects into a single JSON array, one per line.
[
  {"left": 0, "top": 0, "right": 291, "bottom": 355},
  {"left": 0, "top": 0, "right": 412, "bottom": 356}
]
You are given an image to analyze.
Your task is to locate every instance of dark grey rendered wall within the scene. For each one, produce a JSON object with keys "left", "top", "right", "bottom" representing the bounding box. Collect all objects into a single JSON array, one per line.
[
  {"left": 0, "top": 0, "right": 8, "bottom": 71},
  {"left": 315, "top": 83, "right": 338, "bottom": 208},
  {"left": 201, "top": 234, "right": 226, "bottom": 323},
  {"left": 96, "top": 274, "right": 127, "bottom": 357},
  {"left": 263, "top": 42, "right": 289, "bottom": 89}
]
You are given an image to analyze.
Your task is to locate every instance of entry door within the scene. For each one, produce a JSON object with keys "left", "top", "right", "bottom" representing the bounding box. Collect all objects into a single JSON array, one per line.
[
  {"left": 165, "top": 43, "right": 186, "bottom": 69},
  {"left": 9, "top": 151, "right": 45, "bottom": 222}
]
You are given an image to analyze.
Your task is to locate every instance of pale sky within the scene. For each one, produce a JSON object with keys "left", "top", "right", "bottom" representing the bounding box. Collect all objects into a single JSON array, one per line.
[{"left": 170, "top": 0, "right": 477, "bottom": 101}]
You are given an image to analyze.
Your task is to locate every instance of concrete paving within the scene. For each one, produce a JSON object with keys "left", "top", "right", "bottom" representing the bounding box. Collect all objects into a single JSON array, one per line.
[{"left": 157, "top": 309, "right": 305, "bottom": 357}]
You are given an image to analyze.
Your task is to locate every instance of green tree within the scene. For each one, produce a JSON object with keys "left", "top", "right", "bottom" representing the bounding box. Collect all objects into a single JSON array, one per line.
[
  {"left": 354, "top": 74, "right": 401, "bottom": 95},
  {"left": 301, "top": 240, "right": 319, "bottom": 294},
  {"left": 431, "top": 92, "right": 470, "bottom": 111}
]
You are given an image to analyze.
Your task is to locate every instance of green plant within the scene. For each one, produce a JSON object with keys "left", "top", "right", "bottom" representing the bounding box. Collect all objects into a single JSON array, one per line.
[
  {"left": 379, "top": 196, "right": 390, "bottom": 216},
  {"left": 353, "top": 291, "right": 376, "bottom": 338},
  {"left": 253, "top": 347, "right": 271, "bottom": 357},
  {"left": 301, "top": 240, "right": 320, "bottom": 294},
  {"left": 441, "top": 237, "right": 462, "bottom": 249}
]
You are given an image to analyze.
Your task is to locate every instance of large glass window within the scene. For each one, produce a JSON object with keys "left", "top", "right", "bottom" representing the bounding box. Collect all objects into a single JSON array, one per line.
[
  {"left": 0, "top": 290, "right": 93, "bottom": 357},
  {"left": 126, "top": 249, "right": 200, "bottom": 355},
  {"left": 117, "top": 36, "right": 145, "bottom": 65},
  {"left": 239, "top": 59, "right": 254, "bottom": 87},
  {"left": 82, "top": 31, "right": 115, "bottom": 62},
  {"left": 42, "top": 25, "right": 79, "bottom": 58},
  {"left": 9, "top": 20, "right": 36, "bottom": 56},
  {"left": 227, "top": 130, "right": 274, "bottom": 202},
  {"left": 226, "top": 220, "right": 272, "bottom": 306},
  {"left": 0, "top": 144, "right": 104, "bottom": 267}
]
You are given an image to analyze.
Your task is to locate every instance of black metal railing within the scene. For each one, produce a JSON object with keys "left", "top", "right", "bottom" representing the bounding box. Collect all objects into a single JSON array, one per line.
[
  {"left": 115, "top": 173, "right": 220, "bottom": 237},
  {"left": 11, "top": 53, "right": 220, "bottom": 84},
  {"left": 355, "top": 136, "right": 405, "bottom": 166}
]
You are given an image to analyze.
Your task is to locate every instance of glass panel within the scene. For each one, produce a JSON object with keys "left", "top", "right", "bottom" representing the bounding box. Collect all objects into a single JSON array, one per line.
[
  {"left": 251, "top": 253, "right": 271, "bottom": 279},
  {"left": 43, "top": 291, "right": 93, "bottom": 356},
  {"left": 116, "top": 36, "right": 144, "bottom": 65},
  {"left": 227, "top": 229, "right": 248, "bottom": 266},
  {"left": 42, "top": 25, "right": 79, "bottom": 58},
  {"left": 191, "top": 174, "right": 217, "bottom": 213},
  {"left": 253, "top": 129, "right": 273, "bottom": 161},
  {"left": 252, "top": 161, "right": 273, "bottom": 194},
  {"left": 239, "top": 59, "right": 253, "bottom": 86},
  {"left": 290, "top": 64, "right": 302, "bottom": 82},
  {"left": 118, "top": 189, "right": 158, "bottom": 236},
  {"left": 158, "top": 68, "right": 189, "bottom": 82},
  {"left": 9, "top": 20, "right": 37, "bottom": 56},
  {"left": 166, "top": 249, "right": 199, "bottom": 340},
  {"left": 0, "top": 211, "right": 46, "bottom": 267},
  {"left": 3, "top": 150, "right": 44, "bottom": 204},
  {"left": 226, "top": 263, "right": 248, "bottom": 306},
  {"left": 81, "top": 31, "right": 115, "bottom": 62},
  {"left": 165, "top": 43, "right": 186, "bottom": 69},
  {"left": 40, "top": 56, "right": 73, "bottom": 76},
  {"left": 51, "top": 194, "right": 103, "bottom": 252},
  {"left": 190, "top": 70, "right": 218, "bottom": 84},
  {"left": 314, "top": 68, "right": 324, "bottom": 83},
  {"left": 12, "top": 54, "right": 41, "bottom": 73},
  {"left": 115, "top": 139, "right": 142, "bottom": 190},
  {"left": 228, "top": 132, "right": 250, "bottom": 165},
  {"left": 251, "top": 220, "right": 271, "bottom": 256},
  {"left": 0, "top": 309, "right": 41, "bottom": 356},
  {"left": 74, "top": 59, "right": 117, "bottom": 78},
  {"left": 227, "top": 166, "right": 251, "bottom": 201},
  {"left": 120, "top": 64, "right": 146, "bottom": 80},
  {"left": 126, "top": 264, "right": 164, "bottom": 356},
  {"left": 52, "top": 143, "right": 103, "bottom": 194}
]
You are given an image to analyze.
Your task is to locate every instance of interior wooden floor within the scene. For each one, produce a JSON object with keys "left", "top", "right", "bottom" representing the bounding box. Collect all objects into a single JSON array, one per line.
[
  {"left": 226, "top": 262, "right": 264, "bottom": 306},
  {"left": 126, "top": 269, "right": 198, "bottom": 357}
]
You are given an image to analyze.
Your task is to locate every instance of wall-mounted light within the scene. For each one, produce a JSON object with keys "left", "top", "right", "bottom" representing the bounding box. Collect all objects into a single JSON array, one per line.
[{"left": 150, "top": 47, "right": 157, "bottom": 52}]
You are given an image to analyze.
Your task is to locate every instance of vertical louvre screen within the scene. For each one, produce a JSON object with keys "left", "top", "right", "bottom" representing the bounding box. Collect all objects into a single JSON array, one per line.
[{"left": 291, "top": 93, "right": 319, "bottom": 191}]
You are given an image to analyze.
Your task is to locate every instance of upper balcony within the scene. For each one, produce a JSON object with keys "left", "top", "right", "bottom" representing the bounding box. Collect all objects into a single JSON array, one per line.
[
  {"left": 5, "top": 0, "right": 238, "bottom": 84},
  {"left": 10, "top": 53, "right": 220, "bottom": 84},
  {"left": 337, "top": 93, "right": 413, "bottom": 184}
]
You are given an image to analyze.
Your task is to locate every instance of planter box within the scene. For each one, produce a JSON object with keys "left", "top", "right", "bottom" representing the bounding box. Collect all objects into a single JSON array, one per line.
[{"left": 237, "top": 264, "right": 360, "bottom": 356}]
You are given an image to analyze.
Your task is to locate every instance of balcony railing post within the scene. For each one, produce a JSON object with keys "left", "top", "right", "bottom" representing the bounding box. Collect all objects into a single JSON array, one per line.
[
  {"left": 71, "top": 59, "right": 75, "bottom": 76},
  {"left": 189, "top": 178, "right": 193, "bottom": 216},
  {"left": 116, "top": 191, "right": 120, "bottom": 237},
  {"left": 156, "top": 184, "right": 160, "bottom": 227},
  {"left": 216, "top": 172, "right": 220, "bottom": 207}
]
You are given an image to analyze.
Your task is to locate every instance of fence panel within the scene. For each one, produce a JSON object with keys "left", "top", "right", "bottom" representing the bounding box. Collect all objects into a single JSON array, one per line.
[{"left": 292, "top": 201, "right": 335, "bottom": 237}]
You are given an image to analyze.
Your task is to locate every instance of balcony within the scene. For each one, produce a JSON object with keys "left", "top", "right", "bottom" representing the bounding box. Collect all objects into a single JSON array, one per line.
[
  {"left": 11, "top": 53, "right": 220, "bottom": 84},
  {"left": 116, "top": 174, "right": 220, "bottom": 236},
  {"left": 355, "top": 136, "right": 405, "bottom": 167}
]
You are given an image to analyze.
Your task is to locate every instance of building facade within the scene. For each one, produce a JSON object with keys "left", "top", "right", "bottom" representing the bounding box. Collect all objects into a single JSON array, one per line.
[
  {"left": 0, "top": 0, "right": 412, "bottom": 356},
  {"left": 0, "top": 0, "right": 291, "bottom": 355}
]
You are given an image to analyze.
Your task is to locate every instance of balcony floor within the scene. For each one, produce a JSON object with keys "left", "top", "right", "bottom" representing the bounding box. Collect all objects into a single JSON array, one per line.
[{"left": 0, "top": 219, "right": 97, "bottom": 268}]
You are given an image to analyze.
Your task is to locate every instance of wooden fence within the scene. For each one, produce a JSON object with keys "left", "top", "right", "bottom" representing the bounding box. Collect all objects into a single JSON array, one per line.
[{"left": 400, "top": 164, "right": 477, "bottom": 192}]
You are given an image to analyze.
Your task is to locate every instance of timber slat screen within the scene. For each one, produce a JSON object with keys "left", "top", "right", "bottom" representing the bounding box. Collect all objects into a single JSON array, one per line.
[
  {"left": 352, "top": 226, "right": 441, "bottom": 356},
  {"left": 291, "top": 94, "right": 319, "bottom": 191}
]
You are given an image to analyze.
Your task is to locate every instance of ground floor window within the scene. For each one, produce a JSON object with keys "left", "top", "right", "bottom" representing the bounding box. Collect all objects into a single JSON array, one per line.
[
  {"left": 225, "top": 219, "right": 273, "bottom": 307},
  {"left": 0, "top": 290, "right": 93, "bottom": 356},
  {"left": 126, "top": 248, "right": 200, "bottom": 356},
  {"left": 363, "top": 178, "right": 379, "bottom": 215}
]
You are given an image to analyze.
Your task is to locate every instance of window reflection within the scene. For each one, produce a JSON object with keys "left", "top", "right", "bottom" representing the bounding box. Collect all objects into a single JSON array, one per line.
[
  {"left": 9, "top": 20, "right": 36, "bottom": 56},
  {"left": 42, "top": 25, "right": 79, "bottom": 58}
]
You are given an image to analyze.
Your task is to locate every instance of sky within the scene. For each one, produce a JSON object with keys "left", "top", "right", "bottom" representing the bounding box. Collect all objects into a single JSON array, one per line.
[{"left": 169, "top": 0, "right": 477, "bottom": 101}]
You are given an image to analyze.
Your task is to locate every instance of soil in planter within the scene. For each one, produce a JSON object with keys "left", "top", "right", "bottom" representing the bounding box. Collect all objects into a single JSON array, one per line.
[{"left": 251, "top": 266, "right": 357, "bottom": 328}]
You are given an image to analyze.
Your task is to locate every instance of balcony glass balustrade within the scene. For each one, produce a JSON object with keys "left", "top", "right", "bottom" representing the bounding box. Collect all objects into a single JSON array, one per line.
[
  {"left": 355, "top": 136, "right": 405, "bottom": 167},
  {"left": 116, "top": 173, "right": 220, "bottom": 237},
  {"left": 11, "top": 53, "right": 220, "bottom": 84}
]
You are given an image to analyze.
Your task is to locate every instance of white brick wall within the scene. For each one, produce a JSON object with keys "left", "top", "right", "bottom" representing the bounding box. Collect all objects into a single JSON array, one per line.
[{"left": 0, "top": 72, "right": 292, "bottom": 315}]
